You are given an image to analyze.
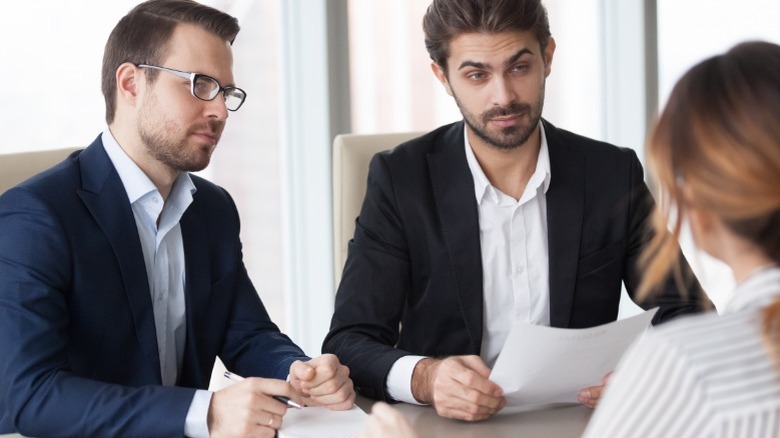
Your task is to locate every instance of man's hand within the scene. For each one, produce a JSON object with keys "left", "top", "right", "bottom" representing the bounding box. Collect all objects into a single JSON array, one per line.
[
  {"left": 207, "top": 377, "right": 302, "bottom": 438},
  {"left": 411, "top": 355, "right": 505, "bottom": 421},
  {"left": 289, "top": 354, "right": 355, "bottom": 410},
  {"left": 578, "top": 372, "right": 612, "bottom": 408}
]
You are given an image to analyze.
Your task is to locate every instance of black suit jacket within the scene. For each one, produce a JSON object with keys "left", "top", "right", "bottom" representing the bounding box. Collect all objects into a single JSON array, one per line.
[{"left": 323, "top": 120, "right": 706, "bottom": 401}]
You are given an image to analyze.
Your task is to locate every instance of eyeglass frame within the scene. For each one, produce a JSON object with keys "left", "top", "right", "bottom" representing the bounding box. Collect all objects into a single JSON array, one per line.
[{"left": 136, "top": 64, "right": 247, "bottom": 111}]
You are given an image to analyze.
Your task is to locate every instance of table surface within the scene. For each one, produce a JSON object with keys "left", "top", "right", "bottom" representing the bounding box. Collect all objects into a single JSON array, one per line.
[
  {"left": 356, "top": 397, "right": 593, "bottom": 438},
  {"left": 0, "top": 398, "right": 592, "bottom": 438}
]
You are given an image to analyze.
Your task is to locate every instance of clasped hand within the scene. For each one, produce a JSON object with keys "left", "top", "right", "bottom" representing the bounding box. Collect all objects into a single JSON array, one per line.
[
  {"left": 410, "top": 355, "right": 611, "bottom": 422},
  {"left": 208, "top": 354, "right": 355, "bottom": 437},
  {"left": 411, "top": 355, "right": 506, "bottom": 421}
]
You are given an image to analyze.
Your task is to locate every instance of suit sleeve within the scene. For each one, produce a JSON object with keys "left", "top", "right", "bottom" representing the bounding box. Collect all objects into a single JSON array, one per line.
[
  {"left": 211, "top": 187, "right": 309, "bottom": 379},
  {"left": 323, "top": 154, "right": 412, "bottom": 402},
  {"left": 0, "top": 187, "right": 195, "bottom": 437},
  {"left": 622, "top": 151, "right": 710, "bottom": 323}
]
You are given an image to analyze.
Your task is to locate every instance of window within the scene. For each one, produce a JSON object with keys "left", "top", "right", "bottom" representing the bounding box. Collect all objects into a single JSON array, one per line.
[
  {"left": 657, "top": 0, "right": 780, "bottom": 309},
  {"left": 346, "top": 0, "right": 605, "bottom": 140}
]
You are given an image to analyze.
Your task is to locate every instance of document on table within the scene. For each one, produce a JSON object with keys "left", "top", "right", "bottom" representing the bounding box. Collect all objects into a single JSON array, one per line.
[
  {"left": 278, "top": 405, "right": 367, "bottom": 438},
  {"left": 490, "top": 307, "right": 658, "bottom": 411},
  {"left": 214, "top": 371, "right": 367, "bottom": 437}
]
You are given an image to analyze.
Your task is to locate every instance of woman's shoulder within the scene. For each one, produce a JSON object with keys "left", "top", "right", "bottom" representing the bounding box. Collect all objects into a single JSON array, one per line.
[{"left": 639, "top": 309, "right": 761, "bottom": 361}]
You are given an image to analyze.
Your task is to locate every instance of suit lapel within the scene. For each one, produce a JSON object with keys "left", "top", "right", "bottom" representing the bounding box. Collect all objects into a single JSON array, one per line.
[
  {"left": 543, "top": 120, "right": 585, "bottom": 327},
  {"left": 76, "top": 138, "right": 162, "bottom": 381},
  {"left": 178, "top": 194, "right": 210, "bottom": 386},
  {"left": 427, "top": 122, "right": 483, "bottom": 354}
]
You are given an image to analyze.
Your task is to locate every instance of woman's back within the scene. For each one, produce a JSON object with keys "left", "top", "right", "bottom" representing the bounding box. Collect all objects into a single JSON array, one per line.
[{"left": 585, "top": 267, "right": 780, "bottom": 437}]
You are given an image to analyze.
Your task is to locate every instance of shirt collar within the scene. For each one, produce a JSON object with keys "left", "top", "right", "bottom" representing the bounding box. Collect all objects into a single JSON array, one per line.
[
  {"left": 101, "top": 129, "right": 196, "bottom": 206},
  {"left": 724, "top": 265, "right": 780, "bottom": 314},
  {"left": 464, "top": 122, "right": 551, "bottom": 205}
]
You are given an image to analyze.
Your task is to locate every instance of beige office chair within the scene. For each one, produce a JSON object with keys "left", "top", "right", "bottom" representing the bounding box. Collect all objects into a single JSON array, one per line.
[
  {"left": 332, "top": 131, "right": 425, "bottom": 285},
  {"left": 0, "top": 147, "right": 81, "bottom": 195}
]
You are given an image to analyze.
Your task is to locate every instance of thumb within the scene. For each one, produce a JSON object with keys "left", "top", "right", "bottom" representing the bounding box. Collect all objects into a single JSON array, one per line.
[{"left": 290, "top": 360, "right": 316, "bottom": 381}]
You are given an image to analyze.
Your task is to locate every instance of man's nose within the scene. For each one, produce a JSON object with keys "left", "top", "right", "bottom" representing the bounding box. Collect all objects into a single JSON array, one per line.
[
  {"left": 491, "top": 76, "right": 517, "bottom": 107},
  {"left": 205, "top": 94, "right": 229, "bottom": 121}
]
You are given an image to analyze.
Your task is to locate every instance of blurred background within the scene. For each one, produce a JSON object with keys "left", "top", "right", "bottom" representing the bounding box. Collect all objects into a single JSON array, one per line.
[{"left": 2, "top": 0, "right": 778, "bottom": 354}]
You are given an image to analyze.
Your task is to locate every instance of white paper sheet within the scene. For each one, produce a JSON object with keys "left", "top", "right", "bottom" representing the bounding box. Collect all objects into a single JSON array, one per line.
[
  {"left": 279, "top": 405, "right": 367, "bottom": 438},
  {"left": 490, "top": 308, "right": 658, "bottom": 411},
  {"left": 215, "top": 371, "right": 367, "bottom": 437}
]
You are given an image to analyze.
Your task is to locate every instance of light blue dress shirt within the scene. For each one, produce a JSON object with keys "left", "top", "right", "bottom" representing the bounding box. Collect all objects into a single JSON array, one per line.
[{"left": 101, "top": 130, "right": 211, "bottom": 437}]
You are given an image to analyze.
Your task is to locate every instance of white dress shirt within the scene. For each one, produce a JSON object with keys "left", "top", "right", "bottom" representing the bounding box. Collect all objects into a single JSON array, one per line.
[
  {"left": 386, "top": 123, "right": 552, "bottom": 404},
  {"left": 584, "top": 265, "right": 780, "bottom": 437},
  {"left": 102, "top": 130, "right": 210, "bottom": 437}
]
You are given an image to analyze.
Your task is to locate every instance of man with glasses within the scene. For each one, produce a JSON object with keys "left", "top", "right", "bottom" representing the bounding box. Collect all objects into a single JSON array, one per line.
[
  {"left": 136, "top": 64, "right": 248, "bottom": 111},
  {"left": 0, "top": 1, "right": 354, "bottom": 436}
]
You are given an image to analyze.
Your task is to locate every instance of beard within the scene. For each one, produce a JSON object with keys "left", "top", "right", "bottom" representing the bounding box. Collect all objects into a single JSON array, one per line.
[
  {"left": 453, "top": 82, "right": 546, "bottom": 151},
  {"left": 137, "top": 93, "right": 224, "bottom": 173}
]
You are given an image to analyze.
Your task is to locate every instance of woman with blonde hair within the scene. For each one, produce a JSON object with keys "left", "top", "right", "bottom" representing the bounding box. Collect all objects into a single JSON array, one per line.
[{"left": 584, "top": 40, "right": 780, "bottom": 437}]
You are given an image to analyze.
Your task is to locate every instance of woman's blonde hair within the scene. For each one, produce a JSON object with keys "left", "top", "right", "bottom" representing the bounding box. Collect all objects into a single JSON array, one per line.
[{"left": 640, "top": 41, "right": 780, "bottom": 356}]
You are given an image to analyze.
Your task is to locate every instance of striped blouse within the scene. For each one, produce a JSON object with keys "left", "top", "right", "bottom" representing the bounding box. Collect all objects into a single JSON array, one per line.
[{"left": 583, "top": 266, "right": 780, "bottom": 438}]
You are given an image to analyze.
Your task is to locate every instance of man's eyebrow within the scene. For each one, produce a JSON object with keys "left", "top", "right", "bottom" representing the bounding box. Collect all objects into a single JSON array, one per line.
[
  {"left": 504, "top": 48, "right": 534, "bottom": 68},
  {"left": 457, "top": 48, "right": 535, "bottom": 71},
  {"left": 458, "top": 60, "right": 487, "bottom": 71}
]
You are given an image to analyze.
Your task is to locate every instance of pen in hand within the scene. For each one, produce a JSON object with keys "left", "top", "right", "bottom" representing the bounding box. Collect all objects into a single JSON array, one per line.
[{"left": 223, "top": 370, "right": 303, "bottom": 409}]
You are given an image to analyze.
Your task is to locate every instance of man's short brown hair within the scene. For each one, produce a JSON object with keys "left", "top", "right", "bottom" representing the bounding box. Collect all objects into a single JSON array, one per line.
[
  {"left": 101, "top": 0, "right": 239, "bottom": 124},
  {"left": 423, "top": 0, "right": 551, "bottom": 73}
]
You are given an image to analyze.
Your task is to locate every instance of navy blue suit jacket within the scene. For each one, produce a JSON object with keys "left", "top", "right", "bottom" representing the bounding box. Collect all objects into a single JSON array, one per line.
[
  {"left": 0, "top": 136, "right": 307, "bottom": 436},
  {"left": 323, "top": 120, "right": 707, "bottom": 401}
]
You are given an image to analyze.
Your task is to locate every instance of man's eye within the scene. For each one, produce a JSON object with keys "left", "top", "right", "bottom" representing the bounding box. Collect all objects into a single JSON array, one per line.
[
  {"left": 468, "top": 72, "right": 486, "bottom": 80},
  {"left": 194, "top": 81, "right": 212, "bottom": 95}
]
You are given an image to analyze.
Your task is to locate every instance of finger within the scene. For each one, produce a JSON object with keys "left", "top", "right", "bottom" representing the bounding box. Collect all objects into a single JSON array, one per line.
[
  {"left": 261, "top": 413, "right": 284, "bottom": 430},
  {"left": 578, "top": 387, "right": 591, "bottom": 406},
  {"left": 301, "top": 356, "right": 345, "bottom": 390},
  {"left": 241, "top": 378, "right": 299, "bottom": 415},
  {"left": 431, "top": 378, "right": 504, "bottom": 421},
  {"left": 449, "top": 362, "right": 503, "bottom": 399},
  {"left": 304, "top": 376, "right": 354, "bottom": 404},
  {"left": 451, "top": 381, "right": 505, "bottom": 410},
  {"left": 306, "top": 379, "right": 355, "bottom": 409},
  {"left": 289, "top": 360, "right": 316, "bottom": 382},
  {"left": 458, "top": 355, "right": 493, "bottom": 378},
  {"left": 434, "top": 398, "right": 500, "bottom": 422},
  {"left": 430, "top": 358, "right": 504, "bottom": 415},
  {"left": 303, "top": 364, "right": 349, "bottom": 395},
  {"left": 577, "top": 385, "right": 602, "bottom": 408}
]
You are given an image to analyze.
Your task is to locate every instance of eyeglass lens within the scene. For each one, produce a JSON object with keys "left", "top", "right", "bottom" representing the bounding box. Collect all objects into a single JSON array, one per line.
[{"left": 193, "top": 75, "right": 245, "bottom": 111}]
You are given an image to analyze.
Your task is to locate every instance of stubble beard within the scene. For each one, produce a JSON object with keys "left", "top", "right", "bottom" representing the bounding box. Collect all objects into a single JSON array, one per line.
[
  {"left": 137, "top": 95, "right": 221, "bottom": 173},
  {"left": 453, "top": 82, "right": 546, "bottom": 151}
]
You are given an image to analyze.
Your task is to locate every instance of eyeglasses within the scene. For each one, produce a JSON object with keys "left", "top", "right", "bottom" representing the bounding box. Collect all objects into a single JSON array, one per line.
[{"left": 137, "top": 64, "right": 247, "bottom": 111}]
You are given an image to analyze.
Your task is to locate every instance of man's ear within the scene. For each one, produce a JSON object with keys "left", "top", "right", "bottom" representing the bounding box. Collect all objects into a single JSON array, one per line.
[
  {"left": 543, "top": 36, "right": 556, "bottom": 78},
  {"left": 115, "top": 62, "right": 141, "bottom": 108},
  {"left": 431, "top": 62, "right": 453, "bottom": 97}
]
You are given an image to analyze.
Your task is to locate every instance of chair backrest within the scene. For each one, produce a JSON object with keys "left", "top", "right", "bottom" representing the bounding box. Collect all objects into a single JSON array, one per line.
[
  {"left": 0, "top": 147, "right": 81, "bottom": 195},
  {"left": 332, "top": 131, "right": 424, "bottom": 285}
]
